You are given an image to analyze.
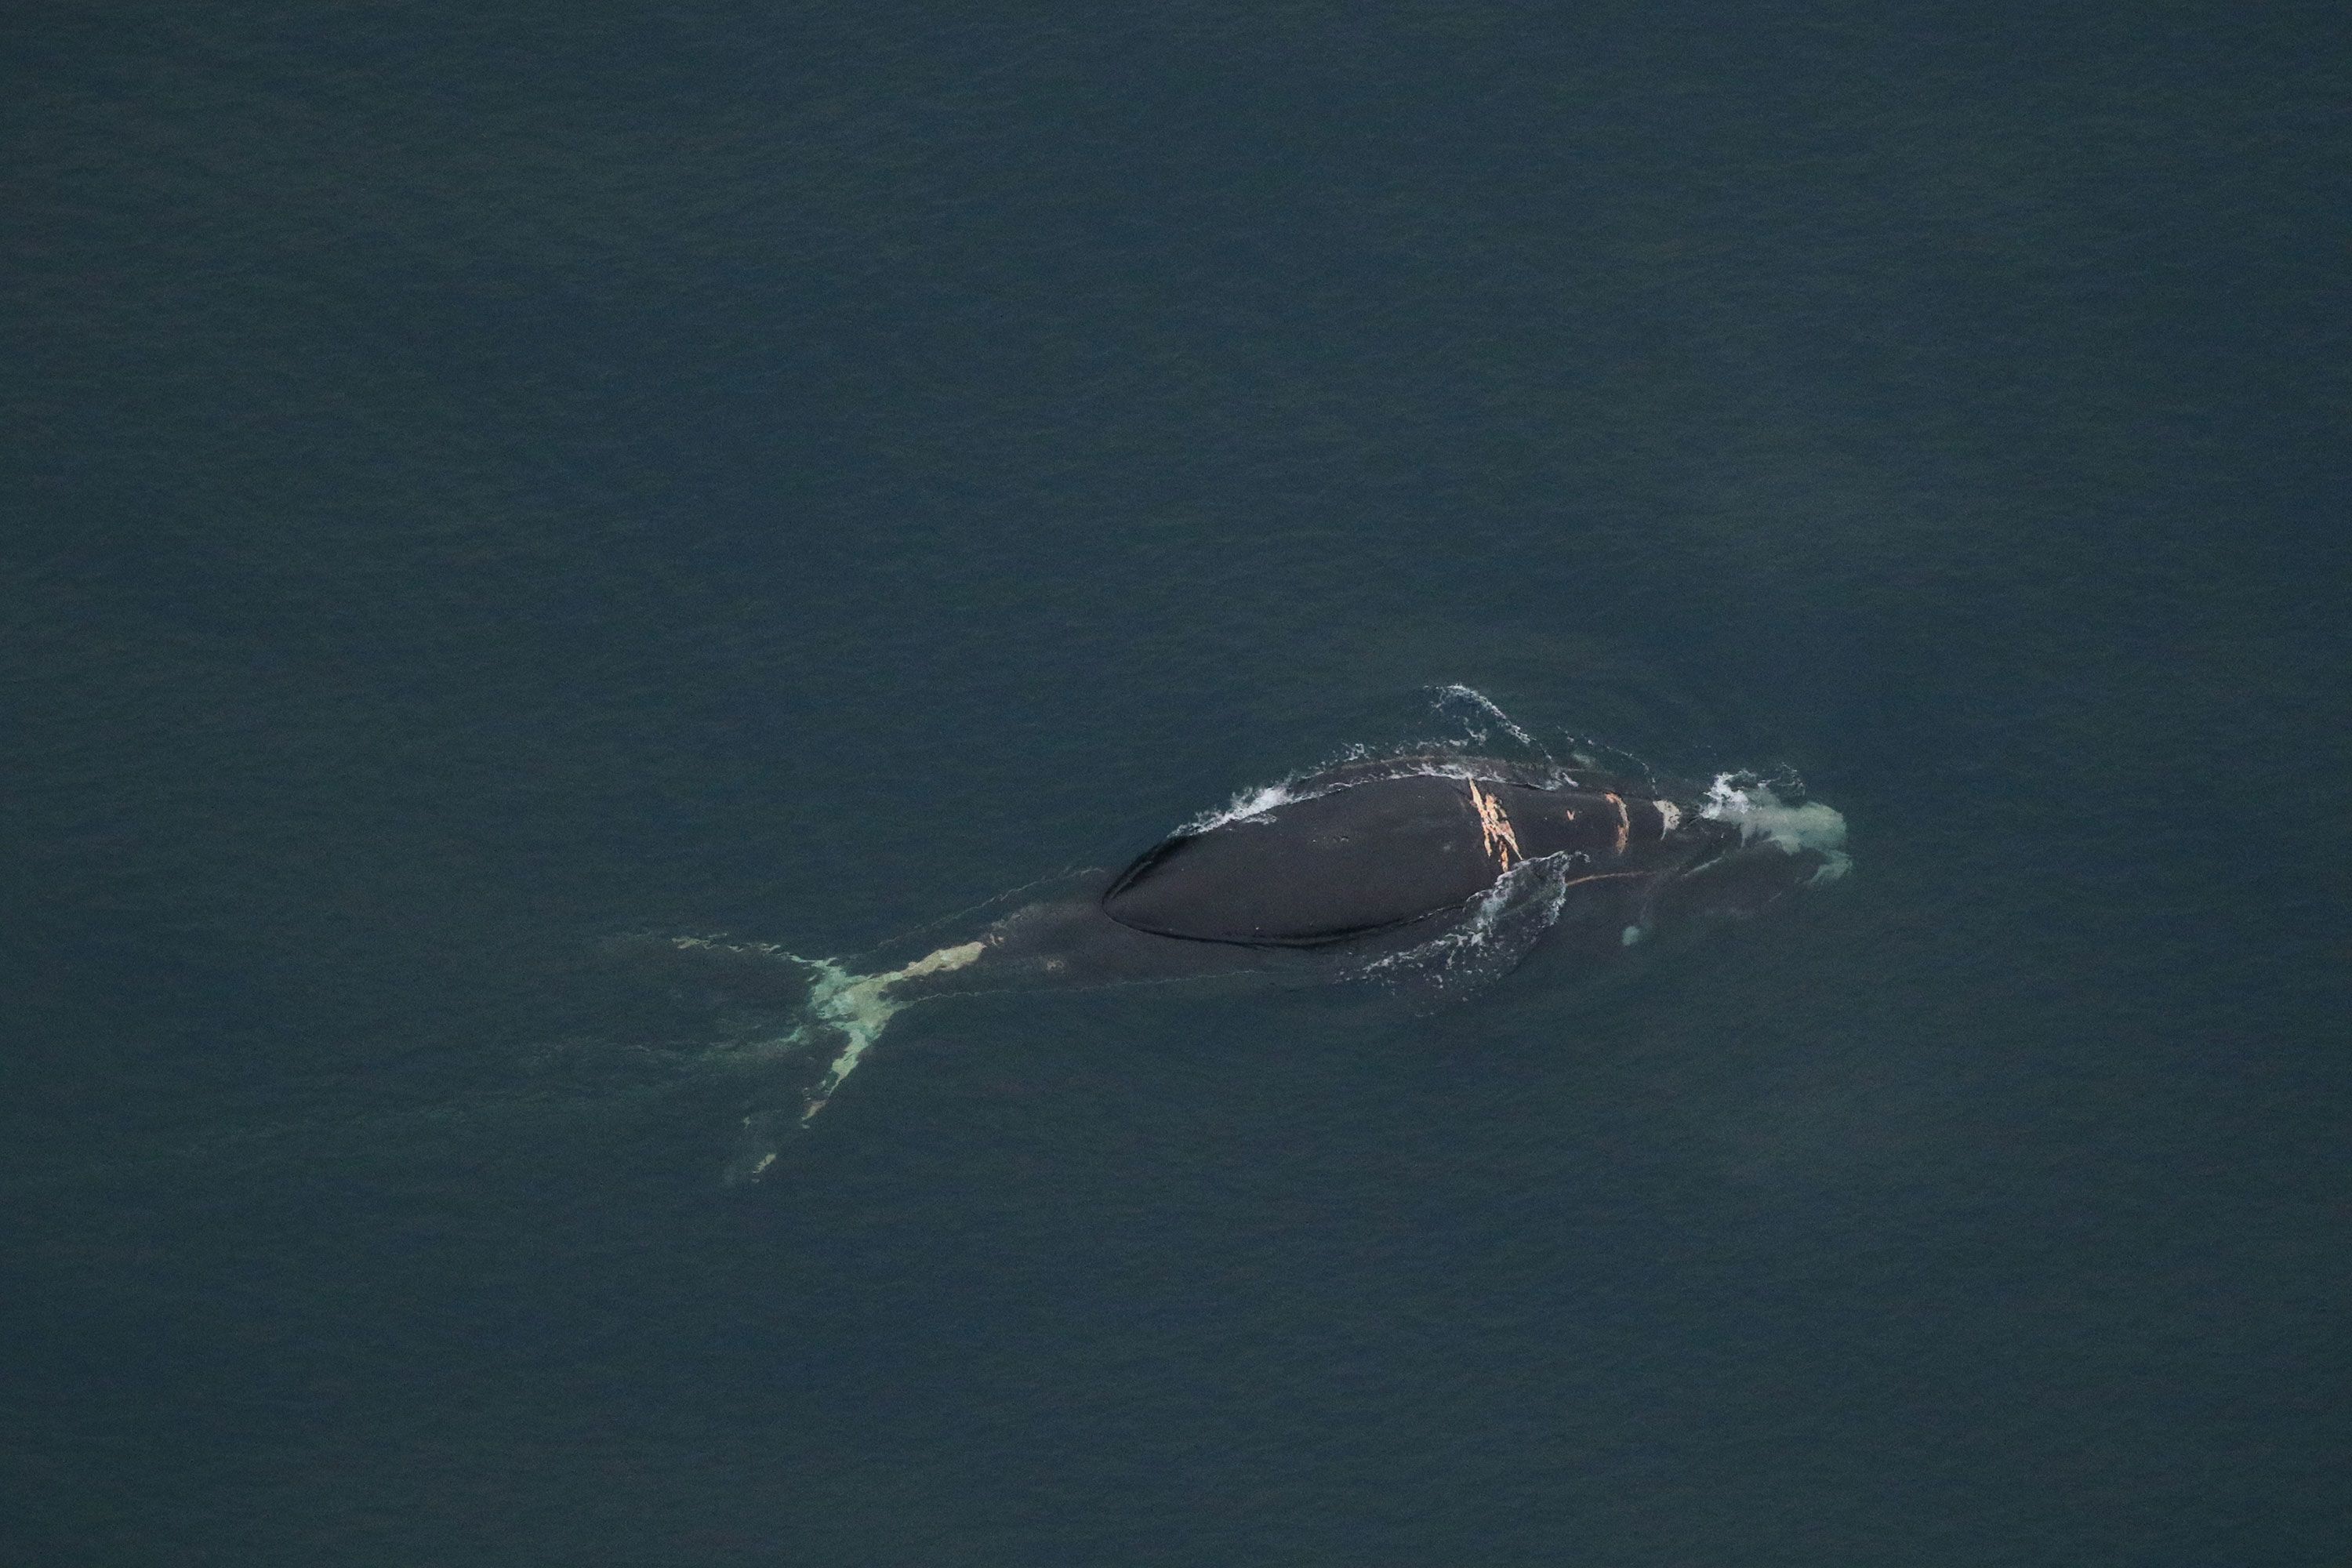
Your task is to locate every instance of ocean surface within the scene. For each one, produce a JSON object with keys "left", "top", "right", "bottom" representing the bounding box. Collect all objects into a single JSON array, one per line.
[{"left": 6, "top": 5, "right": 2347, "bottom": 1563}]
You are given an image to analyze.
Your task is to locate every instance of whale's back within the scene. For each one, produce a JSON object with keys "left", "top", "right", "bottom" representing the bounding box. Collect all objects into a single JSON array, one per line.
[{"left": 1101, "top": 775, "right": 1506, "bottom": 946}]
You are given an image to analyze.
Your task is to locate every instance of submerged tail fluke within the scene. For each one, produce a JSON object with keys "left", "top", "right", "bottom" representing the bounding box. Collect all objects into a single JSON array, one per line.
[
  {"left": 792, "top": 941, "right": 989, "bottom": 1123},
  {"left": 717, "top": 938, "right": 989, "bottom": 1183}
]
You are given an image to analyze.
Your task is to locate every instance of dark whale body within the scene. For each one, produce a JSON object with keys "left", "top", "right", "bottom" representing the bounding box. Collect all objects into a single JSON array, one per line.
[{"left": 1102, "top": 758, "right": 1695, "bottom": 949}]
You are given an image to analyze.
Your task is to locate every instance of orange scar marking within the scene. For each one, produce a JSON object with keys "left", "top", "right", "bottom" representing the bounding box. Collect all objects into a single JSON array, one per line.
[
  {"left": 1603, "top": 792, "right": 1630, "bottom": 855},
  {"left": 1465, "top": 780, "right": 1523, "bottom": 870}
]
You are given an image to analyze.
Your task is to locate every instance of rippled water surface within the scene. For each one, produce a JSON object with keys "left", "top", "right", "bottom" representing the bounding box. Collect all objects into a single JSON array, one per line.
[{"left": 8, "top": 5, "right": 2346, "bottom": 1563}]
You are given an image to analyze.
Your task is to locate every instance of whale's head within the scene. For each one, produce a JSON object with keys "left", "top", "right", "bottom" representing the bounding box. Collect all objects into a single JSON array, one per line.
[{"left": 1645, "top": 775, "right": 1850, "bottom": 931}]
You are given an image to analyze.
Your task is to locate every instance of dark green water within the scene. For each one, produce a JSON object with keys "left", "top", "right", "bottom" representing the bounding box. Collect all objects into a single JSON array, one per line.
[{"left": 7, "top": 5, "right": 2347, "bottom": 1563}]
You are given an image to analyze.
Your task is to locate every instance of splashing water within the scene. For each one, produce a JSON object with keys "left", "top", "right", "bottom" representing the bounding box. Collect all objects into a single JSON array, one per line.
[
  {"left": 1699, "top": 774, "right": 1853, "bottom": 884},
  {"left": 1182, "top": 779, "right": 1308, "bottom": 834},
  {"left": 1186, "top": 688, "right": 1556, "bottom": 836},
  {"left": 1358, "top": 852, "right": 1584, "bottom": 997},
  {"left": 1431, "top": 683, "right": 1543, "bottom": 751}
]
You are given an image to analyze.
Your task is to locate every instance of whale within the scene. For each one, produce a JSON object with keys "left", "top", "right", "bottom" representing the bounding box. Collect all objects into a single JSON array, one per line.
[{"left": 619, "top": 750, "right": 1849, "bottom": 1178}]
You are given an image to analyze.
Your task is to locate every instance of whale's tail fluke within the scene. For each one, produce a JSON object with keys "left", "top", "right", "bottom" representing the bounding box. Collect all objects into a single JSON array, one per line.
[
  {"left": 604, "top": 931, "right": 993, "bottom": 1181},
  {"left": 693, "top": 938, "right": 988, "bottom": 1182},
  {"left": 778, "top": 941, "right": 989, "bottom": 1123}
]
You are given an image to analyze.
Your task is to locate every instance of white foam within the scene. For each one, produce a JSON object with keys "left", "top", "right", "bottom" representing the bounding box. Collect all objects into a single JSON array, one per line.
[
  {"left": 1180, "top": 743, "right": 1513, "bottom": 837},
  {"left": 1180, "top": 737, "right": 1597, "bottom": 845},
  {"left": 1182, "top": 779, "right": 1305, "bottom": 833},
  {"left": 1359, "top": 851, "right": 1575, "bottom": 993},
  {"left": 1432, "top": 684, "right": 1539, "bottom": 748},
  {"left": 1699, "top": 775, "right": 1853, "bottom": 884}
]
